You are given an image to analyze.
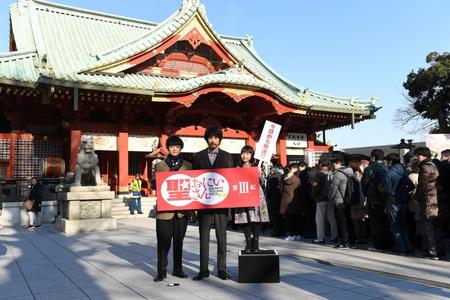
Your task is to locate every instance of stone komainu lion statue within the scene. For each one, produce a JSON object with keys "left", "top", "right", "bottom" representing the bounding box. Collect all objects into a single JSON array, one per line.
[{"left": 73, "top": 136, "right": 103, "bottom": 186}]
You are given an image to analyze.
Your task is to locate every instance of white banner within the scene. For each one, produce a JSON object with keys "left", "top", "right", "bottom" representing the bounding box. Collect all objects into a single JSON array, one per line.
[
  {"left": 426, "top": 134, "right": 450, "bottom": 157},
  {"left": 306, "top": 150, "right": 316, "bottom": 167},
  {"left": 82, "top": 133, "right": 117, "bottom": 151},
  {"left": 254, "top": 121, "right": 282, "bottom": 162},
  {"left": 128, "top": 135, "right": 159, "bottom": 152},
  {"left": 286, "top": 132, "right": 307, "bottom": 148},
  {"left": 286, "top": 148, "right": 305, "bottom": 156}
]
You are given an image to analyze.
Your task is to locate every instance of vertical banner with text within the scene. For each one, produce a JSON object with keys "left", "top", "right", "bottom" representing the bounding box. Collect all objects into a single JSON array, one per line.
[{"left": 254, "top": 121, "right": 282, "bottom": 163}]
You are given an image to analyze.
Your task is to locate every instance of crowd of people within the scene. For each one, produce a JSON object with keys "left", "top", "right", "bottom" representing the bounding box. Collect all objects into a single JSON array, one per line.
[{"left": 264, "top": 147, "right": 450, "bottom": 261}]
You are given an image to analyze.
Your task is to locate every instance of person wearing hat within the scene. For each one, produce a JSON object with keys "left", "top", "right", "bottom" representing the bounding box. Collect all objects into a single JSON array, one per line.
[
  {"left": 192, "top": 126, "right": 234, "bottom": 281},
  {"left": 129, "top": 173, "right": 143, "bottom": 215},
  {"left": 152, "top": 135, "right": 192, "bottom": 282}
]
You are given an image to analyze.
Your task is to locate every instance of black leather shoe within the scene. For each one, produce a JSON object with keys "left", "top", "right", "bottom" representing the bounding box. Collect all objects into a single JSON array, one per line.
[
  {"left": 193, "top": 271, "right": 209, "bottom": 281},
  {"left": 217, "top": 270, "right": 230, "bottom": 280},
  {"left": 153, "top": 273, "right": 167, "bottom": 282},
  {"left": 172, "top": 271, "right": 188, "bottom": 278}
]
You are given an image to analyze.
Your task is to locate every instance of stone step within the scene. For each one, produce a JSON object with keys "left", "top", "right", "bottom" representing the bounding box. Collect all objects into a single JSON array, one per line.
[{"left": 113, "top": 213, "right": 149, "bottom": 219}]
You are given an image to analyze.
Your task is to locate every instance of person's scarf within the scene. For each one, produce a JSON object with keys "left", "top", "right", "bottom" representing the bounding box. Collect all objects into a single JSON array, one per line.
[{"left": 165, "top": 154, "right": 184, "bottom": 171}]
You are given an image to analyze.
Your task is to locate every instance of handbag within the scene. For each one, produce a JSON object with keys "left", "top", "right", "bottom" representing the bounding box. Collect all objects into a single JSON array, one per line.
[{"left": 23, "top": 199, "right": 34, "bottom": 210}]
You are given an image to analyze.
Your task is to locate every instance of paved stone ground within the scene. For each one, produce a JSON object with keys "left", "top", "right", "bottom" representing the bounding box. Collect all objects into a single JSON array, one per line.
[{"left": 0, "top": 218, "right": 449, "bottom": 300}]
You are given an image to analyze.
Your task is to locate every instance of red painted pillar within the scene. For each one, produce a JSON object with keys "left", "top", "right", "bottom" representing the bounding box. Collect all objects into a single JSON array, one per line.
[
  {"left": 70, "top": 130, "right": 81, "bottom": 172},
  {"left": 277, "top": 136, "right": 287, "bottom": 166},
  {"left": 118, "top": 132, "right": 129, "bottom": 194},
  {"left": 307, "top": 133, "right": 315, "bottom": 150}
]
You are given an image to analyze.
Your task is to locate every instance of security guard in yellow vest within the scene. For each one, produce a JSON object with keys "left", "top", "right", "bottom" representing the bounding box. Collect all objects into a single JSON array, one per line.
[{"left": 129, "top": 173, "right": 143, "bottom": 214}]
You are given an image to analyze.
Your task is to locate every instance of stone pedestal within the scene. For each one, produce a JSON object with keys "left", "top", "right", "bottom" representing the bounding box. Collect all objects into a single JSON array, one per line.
[{"left": 56, "top": 185, "right": 117, "bottom": 234}]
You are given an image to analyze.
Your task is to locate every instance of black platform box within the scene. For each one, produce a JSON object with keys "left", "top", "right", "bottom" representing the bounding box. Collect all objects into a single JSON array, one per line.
[{"left": 238, "top": 250, "right": 280, "bottom": 283}]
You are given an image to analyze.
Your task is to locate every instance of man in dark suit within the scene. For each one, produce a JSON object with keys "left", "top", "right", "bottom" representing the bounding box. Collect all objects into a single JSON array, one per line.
[{"left": 192, "top": 126, "right": 234, "bottom": 281}]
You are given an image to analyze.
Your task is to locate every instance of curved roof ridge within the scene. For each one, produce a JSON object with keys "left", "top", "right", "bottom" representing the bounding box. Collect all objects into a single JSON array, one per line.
[
  {"left": 31, "top": 0, "right": 158, "bottom": 27},
  {"left": 0, "top": 49, "right": 37, "bottom": 59},
  {"left": 155, "top": 71, "right": 302, "bottom": 105},
  {"left": 81, "top": 1, "right": 200, "bottom": 72},
  {"left": 98, "top": 9, "right": 181, "bottom": 58},
  {"left": 238, "top": 40, "right": 304, "bottom": 93},
  {"left": 306, "top": 89, "right": 356, "bottom": 102}
]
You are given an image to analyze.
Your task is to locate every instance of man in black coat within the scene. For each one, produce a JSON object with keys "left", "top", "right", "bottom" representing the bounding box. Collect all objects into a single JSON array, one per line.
[
  {"left": 438, "top": 149, "right": 450, "bottom": 238},
  {"left": 192, "top": 126, "right": 234, "bottom": 281},
  {"left": 361, "top": 149, "right": 393, "bottom": 251}
]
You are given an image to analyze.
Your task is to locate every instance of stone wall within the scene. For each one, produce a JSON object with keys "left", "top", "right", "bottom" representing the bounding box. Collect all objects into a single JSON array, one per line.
[{"left": 1, "top": 201, "right": 58, "bottom": 226}]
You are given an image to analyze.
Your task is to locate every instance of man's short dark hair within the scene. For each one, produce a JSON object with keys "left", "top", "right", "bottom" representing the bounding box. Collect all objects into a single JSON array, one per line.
[
  {"left": 331, "top": 157, "right": 344, "bottom": 165},
  {"left": 414, "top": 147, "right": 432, "bottom": 158},
  {"left": 298, "top": 161, "right": 308, "bottom": 168},
  {"left": 166, "top": 135, "right": 184, "bottom": 149},
  {"left": 371, "top": 149, "right": 385, "bottom": 161},
  {"left": 441, "top": 149, "right": 450, "bottom": 157},
  {"left": 318, "top": 158, "right": 331, "bottom": 168},
  {"left": 385, "top": 152, "right": 401, "bottom": 164},
  {"left": 289, "top": 163, "right": 299, "bottom": 170},
  {"left": 403, "top": 152, "right": 414, "bottom": 165},
  {"left": 204, "top": 126, "right": 223, "bottom": 141}
]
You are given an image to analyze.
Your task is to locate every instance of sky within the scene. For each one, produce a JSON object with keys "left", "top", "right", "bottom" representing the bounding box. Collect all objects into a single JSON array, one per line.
[{"left": 1, "top": 0, "right": 449, "bottom": 149}]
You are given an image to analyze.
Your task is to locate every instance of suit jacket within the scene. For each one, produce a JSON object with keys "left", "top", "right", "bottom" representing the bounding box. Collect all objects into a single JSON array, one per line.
[
  {"left": 193, "top": 148, "right": 234, "bottom": 170},
  {"left": 153, "top": 160, "right": 193, "bottom": 220},
  {"left": 193, "top": 148, "right": 234, "bottom": 214}
]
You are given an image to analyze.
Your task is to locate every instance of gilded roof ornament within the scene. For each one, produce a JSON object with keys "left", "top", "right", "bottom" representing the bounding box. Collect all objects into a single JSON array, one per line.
[{"left": 33, "top": 53, "right": 55, "bottom": 79}]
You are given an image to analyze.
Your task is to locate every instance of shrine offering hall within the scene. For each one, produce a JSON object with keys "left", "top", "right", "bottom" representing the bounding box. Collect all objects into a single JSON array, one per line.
[{"left": 0, "top": 0, "right": 377, "bottom": 195}]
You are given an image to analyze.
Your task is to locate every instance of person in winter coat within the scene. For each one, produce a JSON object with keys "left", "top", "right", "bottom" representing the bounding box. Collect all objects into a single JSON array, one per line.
[
  {"left": 234, "top": 145, "right": 270, "bottom": 253},
  {"left": 280, "top": 163, "right": 301, "bottom": 241},
  {"left": 266, "top": 166, "right": 283, "bottom": 236},
  {"left": 350, "top": 160, "right": 368, "bottom": 245},
  {"left": 152, "top": 135, "right": 192, "bottom": 282},
  {"left": 438, "top": 149, "right": 450, "bottom": 238},
  {"left": 312, "top": 158, "right": 337, "bottom": 244},
  {"left": 26, "top": 177, "right": 43, "bottom": 228},
  {"left": 414, "top": 147, "right": 446, "bottom": 260},
  {"left": 382, "top": 153, "right": 413, "bottom": 255},
  {"left": 361, "top": 149, "right": 393, "bottom": 251},
  {"left": 328, "top": 158, "right": 355, "bottom": 248},
  {"left": 0, "top": 193, "right": 3, "bottom": 230}
]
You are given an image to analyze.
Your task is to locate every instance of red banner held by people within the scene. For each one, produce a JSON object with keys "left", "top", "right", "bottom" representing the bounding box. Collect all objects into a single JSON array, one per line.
[{"left": 156, "top": 167, "right": 260, "bottom": 211}]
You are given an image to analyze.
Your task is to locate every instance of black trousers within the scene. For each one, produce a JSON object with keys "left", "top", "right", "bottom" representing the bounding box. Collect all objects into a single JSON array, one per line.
[
  {"left": 198, "top": 210, "right": 228, "bottom": 272},
  {"left": 156, "top": 216, "right": 188, "bottom": 275},
  {"left": 335, "top": 204, "right": 356, "bottom": 245},
  {"left": 424, "top": 218, "right": 446, "bottom": 256},
  {"left": 285, "top": 214, "right": 301, "bottom": 236},
  {"left": 369, "top": 204, "right": 394, "bottom": 250},
  {"left": 353, "top": 219, "right": 368, "bottom": 243}
]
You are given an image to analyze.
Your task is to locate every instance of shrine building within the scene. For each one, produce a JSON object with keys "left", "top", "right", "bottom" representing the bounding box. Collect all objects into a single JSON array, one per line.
[{"left": 0, "top": 0, "right": 378, "bottom": 194}]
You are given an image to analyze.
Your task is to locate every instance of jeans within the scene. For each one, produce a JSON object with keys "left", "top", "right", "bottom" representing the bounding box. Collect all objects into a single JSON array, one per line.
[
  {"left": 388, "top": 202, "right": 412, "bottom": 252},
  {"left": 130, "top": 193, "right": 142, "bottom": 214}
]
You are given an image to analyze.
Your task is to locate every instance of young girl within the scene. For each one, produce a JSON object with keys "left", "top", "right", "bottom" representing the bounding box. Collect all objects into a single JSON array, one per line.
[{"left": 234, "top": 145, "right": 270, "bottom": 253}]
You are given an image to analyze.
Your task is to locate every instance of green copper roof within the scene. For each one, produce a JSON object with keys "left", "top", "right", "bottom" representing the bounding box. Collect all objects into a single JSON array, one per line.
[{"left": 0, "top": 0, "right": 378, "bottom": 116}]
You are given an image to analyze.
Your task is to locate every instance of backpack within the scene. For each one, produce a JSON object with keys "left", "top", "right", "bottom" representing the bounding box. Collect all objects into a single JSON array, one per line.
[
  {"left": 349, "top": 177, "right": 364, "bottom": 206},
  {"left": 337, "top": 170, "right": 356, "bottom": 205}
]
